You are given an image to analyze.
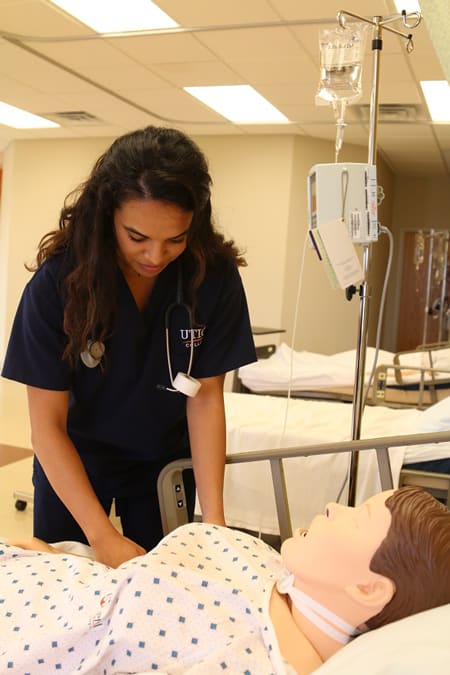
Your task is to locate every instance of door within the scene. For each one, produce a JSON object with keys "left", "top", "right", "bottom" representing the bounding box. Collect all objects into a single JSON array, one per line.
[{"left": 396, "top": 229, "right": 450, "bottom": 351}]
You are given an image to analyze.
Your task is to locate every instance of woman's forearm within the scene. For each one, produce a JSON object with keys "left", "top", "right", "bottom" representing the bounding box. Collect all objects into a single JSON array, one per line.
[
  {"left": 32, "top": 427, "right": 117, "bottom": 544},
  {"left": 27, "top": 386, "right": 116, "bottom": 544},
  {"left": 186, "top": 374, "right": 226, "bottom": 525}
]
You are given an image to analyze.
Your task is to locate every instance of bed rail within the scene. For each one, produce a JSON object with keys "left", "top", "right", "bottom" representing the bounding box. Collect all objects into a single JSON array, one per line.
[
  {"left": 372, "top": 363, "right": 450, "bottom": 408},
  {"left": 157, "top": 429, "right": 450, "bottom": 541}
]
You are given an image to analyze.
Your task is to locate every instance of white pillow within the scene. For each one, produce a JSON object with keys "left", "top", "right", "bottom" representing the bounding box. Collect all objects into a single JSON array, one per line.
[
  {"left": 415, "top": 394, "right": 450, "bottom": 432},
  {"left": 313, "top": 604, "right": 450, "bottom": 674}
]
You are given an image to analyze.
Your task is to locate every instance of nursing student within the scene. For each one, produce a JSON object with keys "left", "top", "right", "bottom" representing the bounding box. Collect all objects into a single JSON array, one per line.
[{"left": 1, "top": 125, "right": 256, "bottom": 567}]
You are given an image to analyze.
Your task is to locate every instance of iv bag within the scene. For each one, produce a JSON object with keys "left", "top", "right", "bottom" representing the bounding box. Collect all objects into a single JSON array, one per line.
[{"left": 316, "top": 23, "right": 368, "bottom": 105}]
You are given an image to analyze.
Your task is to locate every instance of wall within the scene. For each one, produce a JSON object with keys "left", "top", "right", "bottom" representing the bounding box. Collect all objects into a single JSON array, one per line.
[
  {"left": 195, "top": 134, "right": 295, "bottom": 331},
  {"left": 0, "top": 136, "right": 111, "bottom": 359},
  {"left": 1, "top": 132, "right": 378, "bottom": 366}
]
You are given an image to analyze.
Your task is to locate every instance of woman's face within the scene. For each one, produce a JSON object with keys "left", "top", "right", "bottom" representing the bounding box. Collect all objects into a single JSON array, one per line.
[
  {"left": 114, "top": 198, "right": 193, "bottom": 279},
  {"left": 281, "top": 490, "right": 394, "bottom": 589}
]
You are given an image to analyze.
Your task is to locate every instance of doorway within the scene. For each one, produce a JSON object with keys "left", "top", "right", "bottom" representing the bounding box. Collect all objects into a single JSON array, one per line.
[{"left": 396, "top": 229, "right": 450, "bottom": 351}]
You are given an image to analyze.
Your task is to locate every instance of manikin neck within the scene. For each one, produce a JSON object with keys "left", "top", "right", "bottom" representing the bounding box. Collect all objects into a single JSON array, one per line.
[{"left": 276, "top": 572, "right": 364, "bottom": 659}]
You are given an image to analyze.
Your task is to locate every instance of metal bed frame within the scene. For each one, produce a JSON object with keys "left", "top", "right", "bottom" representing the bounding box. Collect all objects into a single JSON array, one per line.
[
  {"left": 157, "top": 430, "right": 450, "bottom": 541},
  {"left": 372, "top": 363, "right": 450, "bottom": 408},
  {"left": 234, "top": 343, "right": 450, "bottom": 409}
]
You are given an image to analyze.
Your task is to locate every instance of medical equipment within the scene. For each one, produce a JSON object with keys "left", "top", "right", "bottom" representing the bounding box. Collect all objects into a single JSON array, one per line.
[
  {"left": 158, "top": 263, "right": 201, "bottom": 397},
  {"left": 277, "top": 572, "right": 363, "bottom": 644},
  {"left": 316, "top": 22, "right": 368, "bottom": 163},
  {"left": 307, "top": 162, "right": 375, "bottom": 291},
  {"left": 397, "top": 229, "right": 450, "bottom": 349},
  {"left": 236, "top": 342, "right": 450, "bottom": 409},
  {"left": 308, "top": 162, "right": 378, "bottom": 244},
  {"left": 312, "top": 8, "right": 422, "bottom": 507},
  {"left": 79, "top": 263, "right": 201, "bottom": 396},
  {"left": 80, "top": 339, "right": 106, "bottom": 368}
]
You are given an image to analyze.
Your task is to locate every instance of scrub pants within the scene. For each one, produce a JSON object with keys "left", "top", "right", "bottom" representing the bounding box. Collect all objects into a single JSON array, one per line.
[{"left": 32, "top": 458, "right": 196, "bottom": 552}]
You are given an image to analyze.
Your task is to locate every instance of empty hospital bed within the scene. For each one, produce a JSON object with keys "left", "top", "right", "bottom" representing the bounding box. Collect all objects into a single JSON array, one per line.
[
  {"left": 11, "top": 389, "right": 450, "bottom": 526},
  {"left": 236, "top": 342, "right": 450, "bottom": 408},
  {"left": 194, "top": 391, "right": 450, "bottom": 535}
]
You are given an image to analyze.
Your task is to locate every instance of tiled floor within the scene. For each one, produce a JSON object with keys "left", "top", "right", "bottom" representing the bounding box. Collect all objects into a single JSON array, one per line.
[{"left": 0, "top": 379, "right": 34, "bottom": 539}]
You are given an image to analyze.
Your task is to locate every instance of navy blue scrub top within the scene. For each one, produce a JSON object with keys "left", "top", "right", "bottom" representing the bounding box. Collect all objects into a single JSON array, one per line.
[{"left": 1, "top": 252, "right": 256, "bottom": 492}]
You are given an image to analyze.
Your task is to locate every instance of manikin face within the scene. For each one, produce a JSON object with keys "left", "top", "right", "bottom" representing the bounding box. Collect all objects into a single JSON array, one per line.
[
  {"left": 281, "top": 490, "right": 394, "bottom": 590},
  {"left": 114, "top": 198, "right": 193, "bottom": 279}
]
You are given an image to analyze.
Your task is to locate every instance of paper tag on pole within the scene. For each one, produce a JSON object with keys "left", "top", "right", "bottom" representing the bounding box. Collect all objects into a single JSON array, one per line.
[{"left": 309, "top": 218, "right": 363, "bottom": 289}]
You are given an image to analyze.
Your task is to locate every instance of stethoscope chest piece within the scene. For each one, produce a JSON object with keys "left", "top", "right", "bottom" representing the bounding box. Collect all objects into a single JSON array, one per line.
[
  {"left": 80, "top": 340, "right": 105, "bottom": 368},
  {"left": 173, "top": 372, "right": 201, "bottom": 397}
]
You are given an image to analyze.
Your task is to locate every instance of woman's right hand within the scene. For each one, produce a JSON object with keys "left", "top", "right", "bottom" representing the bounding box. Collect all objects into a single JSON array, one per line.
[{"left": 92, "top": 530, "right": 147, "bottom": 567}]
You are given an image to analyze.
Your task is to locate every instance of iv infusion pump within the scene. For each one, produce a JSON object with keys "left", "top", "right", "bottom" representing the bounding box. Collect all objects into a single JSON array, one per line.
[{"left": 308, "top": 163, "right": 378, "bottom": 244}]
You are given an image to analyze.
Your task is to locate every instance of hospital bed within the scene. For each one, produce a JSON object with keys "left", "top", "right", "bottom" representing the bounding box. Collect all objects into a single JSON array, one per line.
[
  {"left": 194, "top": 391, "right": 450, "bottom": 535},
  {"left": 236, "top": 342, "right": 450, "bottom": 408},
  {"left": 157, "top": 429, "right": 450, "bottom": 674},
  {"left": 2, "top": 430, "right": 449, "bottom": 675},
  {"left": 3, "top": 429, "right": 448, "bottom": 674},
  {"left": 11, "top": 389, "right": 450, "bottom": 525}
]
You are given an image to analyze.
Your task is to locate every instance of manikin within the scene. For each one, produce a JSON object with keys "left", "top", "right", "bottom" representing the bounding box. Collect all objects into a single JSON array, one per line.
[{"left": 3, "top": 486, "right": 450, "bottom": 674}]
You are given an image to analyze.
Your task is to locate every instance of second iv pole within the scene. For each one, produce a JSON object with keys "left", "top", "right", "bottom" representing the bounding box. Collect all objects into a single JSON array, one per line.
[{"left": 337, "top": 8, "right": 422, "bottom": 506}]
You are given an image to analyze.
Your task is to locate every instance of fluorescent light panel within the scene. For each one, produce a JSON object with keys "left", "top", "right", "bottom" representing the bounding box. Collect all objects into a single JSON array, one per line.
[
  {"left": 49, "top": 0, "right": 177, "bottom": 33},
  {"left": 420, "top": 81, "right": 450, "bottom": 122},
  {"left": 0, "top": 102, "right": 59, "bottom": 129},
  {"left": 184, "top": 85, "right": 289, "bottom": 124},
  {"left": 393, "top": 1, "right": 421, "bottom": 12}
]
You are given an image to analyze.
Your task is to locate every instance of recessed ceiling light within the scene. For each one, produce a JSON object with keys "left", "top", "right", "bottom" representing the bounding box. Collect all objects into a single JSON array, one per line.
[
  {"left": 49, "top": 0, "right": 177, "bottom": 33},
  {"left": 184, "top": 85, "right": 289, "bottom": 124},
  {"left": 0, "top": 102, "right": 60, "bottom": 129},
  {"left": 420, "top": 81, "right": 450, "bottom": 122}
]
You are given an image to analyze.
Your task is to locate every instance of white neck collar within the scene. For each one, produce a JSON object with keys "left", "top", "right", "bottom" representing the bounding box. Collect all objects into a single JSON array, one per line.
[{"left": 277, "top": 572, "right": 363, "bottom": 645}]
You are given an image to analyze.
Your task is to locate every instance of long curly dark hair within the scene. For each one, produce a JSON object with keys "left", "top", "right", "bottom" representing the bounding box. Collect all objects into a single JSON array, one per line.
[{"left": 31, "top": 126, "right": 246, "bottom": 367}]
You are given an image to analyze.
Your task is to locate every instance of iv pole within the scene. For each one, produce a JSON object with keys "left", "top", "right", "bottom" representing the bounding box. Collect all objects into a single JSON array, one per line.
[{"left": 336, "top": 9, "right": 422, "bottom": 506}]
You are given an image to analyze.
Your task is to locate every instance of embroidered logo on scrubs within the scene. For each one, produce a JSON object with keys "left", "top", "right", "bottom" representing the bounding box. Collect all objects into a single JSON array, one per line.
[{"left": 179, "top": 325, "right": 205, "bottom": 349}]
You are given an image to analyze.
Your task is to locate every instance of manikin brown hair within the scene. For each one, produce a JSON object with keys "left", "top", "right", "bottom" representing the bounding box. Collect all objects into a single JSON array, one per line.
[{"left": 367, "top": 486, "right": 450, "bottom": 629}]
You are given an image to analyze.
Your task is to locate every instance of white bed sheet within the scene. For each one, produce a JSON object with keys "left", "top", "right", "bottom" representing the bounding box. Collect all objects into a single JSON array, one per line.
[
  {"left": 238, "top": 343, "right": 450, "bottom": 392},
  {"left": 218, "top": 392, "right": 450, "bottom": 534}
]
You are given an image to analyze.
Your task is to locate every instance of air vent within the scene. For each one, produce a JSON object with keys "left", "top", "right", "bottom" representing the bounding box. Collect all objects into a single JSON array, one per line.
[
  {"left": 44, "top": 110, "right": 104, "bottom": 125},
  {"left": 350, "top": 103, "right": 425, "bottom": 122}
]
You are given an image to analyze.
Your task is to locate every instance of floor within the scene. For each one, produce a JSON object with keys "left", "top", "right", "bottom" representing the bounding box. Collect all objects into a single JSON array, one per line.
[{"left": 0, "top": 378, "right": 33, "bottom": 539}]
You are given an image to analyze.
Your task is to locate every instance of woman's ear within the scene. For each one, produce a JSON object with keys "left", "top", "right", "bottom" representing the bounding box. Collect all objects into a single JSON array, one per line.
[{"left": 345, "top": 574, "right": 395, "bottom": 610}]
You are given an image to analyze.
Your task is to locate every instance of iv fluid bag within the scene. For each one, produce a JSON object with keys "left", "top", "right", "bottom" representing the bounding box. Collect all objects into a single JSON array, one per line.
[{"left": 316, "top": 23, "right": 368, "bottom": 105}]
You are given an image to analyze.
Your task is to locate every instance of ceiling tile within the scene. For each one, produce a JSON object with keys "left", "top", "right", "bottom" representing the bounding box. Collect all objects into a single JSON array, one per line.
[{"left": 0, "top": 0, "right": 445, "bottom": 175}]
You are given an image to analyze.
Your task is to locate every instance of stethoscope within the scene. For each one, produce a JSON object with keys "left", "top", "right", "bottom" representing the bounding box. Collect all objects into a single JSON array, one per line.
[
  {"left": 80, "top": 262, "right": 201, "bottom": 397},
  {"left": 159, "top": 264, "right": 201, "bottom": 397}
]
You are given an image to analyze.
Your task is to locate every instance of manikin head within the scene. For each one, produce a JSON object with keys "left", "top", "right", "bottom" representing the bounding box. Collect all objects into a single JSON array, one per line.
[{"left": 281, "top": 486, "right": 450, "bottom": 636}]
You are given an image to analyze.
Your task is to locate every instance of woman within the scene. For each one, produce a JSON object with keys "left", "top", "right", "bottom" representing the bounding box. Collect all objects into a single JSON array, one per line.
[
  {"left": 3, "top": 487, "right": 449, "bottom": 674},
  {"left": 1, "top": 126, "right": 256, "bottom": 566}
]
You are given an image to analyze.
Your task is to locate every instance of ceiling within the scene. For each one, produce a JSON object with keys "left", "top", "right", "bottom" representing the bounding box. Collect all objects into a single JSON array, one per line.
[{"left": 0, "top": 0, "right": 449, "bottom": 176}]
